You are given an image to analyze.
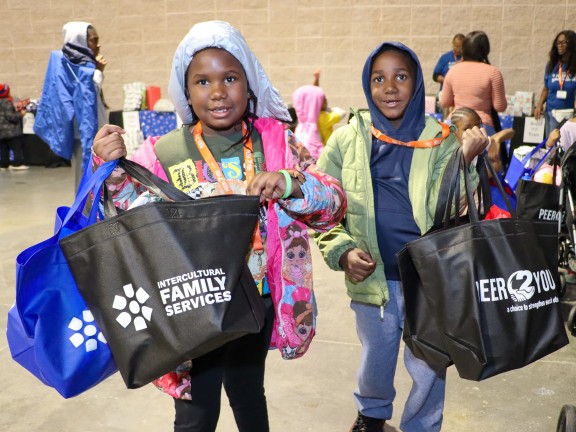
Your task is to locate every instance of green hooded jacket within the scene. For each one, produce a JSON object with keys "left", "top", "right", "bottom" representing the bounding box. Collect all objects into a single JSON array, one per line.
[{"left": 314, "top": 110, "right": 476, "bottom": 308}]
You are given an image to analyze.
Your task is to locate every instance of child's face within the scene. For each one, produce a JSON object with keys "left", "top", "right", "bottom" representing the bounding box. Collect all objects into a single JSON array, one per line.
[
  {"left": 186, "top": 48, "right": 249, "bottom": 135},
  {"left": 370, "top": 50, "right": 415, "bottom": 128},
  {"left": 454, "top": 115, "right": 481, "bottom": 144}
]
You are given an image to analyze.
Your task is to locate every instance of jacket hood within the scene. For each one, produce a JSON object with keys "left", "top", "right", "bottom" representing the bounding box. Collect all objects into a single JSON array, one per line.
[
  {"left": 62, "top": 22, "right": 90, "bottom": 47},
  {"left": 361, "top": 41, "right": 425, "bottom": 142},
  {"left": 168, "top": 20, "right": 291, "bottom": 125},
  {"left": 62, "top": 21, "right": 95, "bottom": 64}
]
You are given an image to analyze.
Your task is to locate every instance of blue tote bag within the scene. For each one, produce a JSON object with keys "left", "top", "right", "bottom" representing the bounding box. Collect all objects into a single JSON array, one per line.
[
  {"left": 504, "top": 139, "right": 554, "bottom": 191},
  {"left": 6, "top": 159, "right": 119, "bottom": 398}
]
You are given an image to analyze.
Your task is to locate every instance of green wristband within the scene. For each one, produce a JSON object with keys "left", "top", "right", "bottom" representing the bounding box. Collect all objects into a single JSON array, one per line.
[{"left": 278, "top": 169, "right": 292, "bottom": 199}]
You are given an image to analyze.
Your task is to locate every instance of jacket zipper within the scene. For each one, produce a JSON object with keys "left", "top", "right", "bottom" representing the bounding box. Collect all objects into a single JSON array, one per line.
[{"left": 355, "top": 109, "right": 389, "bottom": 321}]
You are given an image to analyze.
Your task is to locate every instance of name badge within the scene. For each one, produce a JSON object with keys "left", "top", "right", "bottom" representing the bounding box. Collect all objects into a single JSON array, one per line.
[{"left": 557, "top": 90, "right": 567, "bottom": 99}]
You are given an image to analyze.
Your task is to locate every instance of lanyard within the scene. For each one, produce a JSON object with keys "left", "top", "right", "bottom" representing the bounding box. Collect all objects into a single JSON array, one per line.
[
  {"left": 453, "top": 52, "right": 461, "bottom": 63},
  {"left": 371, "top": 122, "right": 450, "bottom": 148},
  {"left": 559, "top": 63, "right": 565, "bottom": 90},
  {"left": 192, "top": 122, "right": 255, "bottom": 191},
  {"left": 192, "top": 122, "right": 263, "bottom": 251}
]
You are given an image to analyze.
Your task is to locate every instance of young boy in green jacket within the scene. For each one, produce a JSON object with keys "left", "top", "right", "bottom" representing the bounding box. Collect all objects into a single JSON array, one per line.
[{"left": 315, "top": 42, "right": 489, "bottom": 432}]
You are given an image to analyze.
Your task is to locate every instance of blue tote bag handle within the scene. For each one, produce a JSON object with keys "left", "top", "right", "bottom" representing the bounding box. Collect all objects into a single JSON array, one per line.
[
  {"left": 505, "top": 139, "right": 548, "bottom": 191},
  {"left": 59, "top": 158, "right": 119, "bottom": 232},
  {"left": 51, "top": 158, "right": 119, "bottom": 240},
  {"left": 519, "top": 139, "right": 547, "bottom": 167},
  {"left": 525, "top": 144, "right": 556, "bottom": 179}
]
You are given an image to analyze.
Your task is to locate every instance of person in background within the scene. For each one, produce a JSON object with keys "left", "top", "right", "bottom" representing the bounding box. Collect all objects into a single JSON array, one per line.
[
  {"left": 558, "top": 117, "right": 576, "bottom": 151},
  {"left": 313, "top": 69, "right": 347, "bottom": 145},
  {"left": 91, "top": 20, "right": 346, "bottom": 432},
  {"left": 292, "top": 84, "right": 325, "bottom": 160},
  {"left": 440, "top": 30, "right": 507, "bottom": 137},
  {"left": 34, "top": 21, "right": 108, "bottom": 191},
  {"left": 432, "top": 33, "right": 464, "bottom": 120},
  {"left": 0, "top": 84, "right": 28, "bottom": 171},
  {"left": 315, "top": 41, "right": 488, "bottom": 432},
  {"left": 451, "top": 107, "right": 516, "bottom": 210},
  {"left": 534, "top": 30, "right": 576, "bottom": 137},
  {"left": 451, "top": 106, "right": 515, "bottom": 175}
]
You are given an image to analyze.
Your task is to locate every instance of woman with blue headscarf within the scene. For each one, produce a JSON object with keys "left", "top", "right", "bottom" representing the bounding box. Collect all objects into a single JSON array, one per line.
[{"left": 34, "top": 21, "right": 108, "bottom": 190}]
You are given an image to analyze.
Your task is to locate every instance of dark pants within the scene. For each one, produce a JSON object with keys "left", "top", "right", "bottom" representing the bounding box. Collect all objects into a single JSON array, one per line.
[
  {"left": 0, "top": 136, "right": 25, "bottom": 168},
  {"left": 174, "top": 296, "right": 275, "bottom": 432}
]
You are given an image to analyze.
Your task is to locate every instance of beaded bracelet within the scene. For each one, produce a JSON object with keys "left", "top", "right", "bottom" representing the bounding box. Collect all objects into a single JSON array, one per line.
[{"left": 278, "top": 169, "right": 292, "bottom": 199}]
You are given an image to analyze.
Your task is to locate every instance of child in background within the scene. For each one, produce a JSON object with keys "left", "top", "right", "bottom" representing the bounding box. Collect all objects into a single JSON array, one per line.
[
  {"left": 451, "top": 106, "right": 517, "bottom": 210},
  {"left": 545, "top": 117, "right": 576, "bottom": 151},
  {"left": 0, "top": 84, "right": 28, "bottom": 171},
  {"left": 91, "top": 21, "right": 346, "bottom": 432},
  {"left": 313, "top": 69, "right": 347, "bottom": 145},
  {"left": 315, "top": 42, "right": 488, "bottom": 432},
  {"left": 451, "top": 106, "right": 516, "bottom": 175},
  {"left": 291, "top": 84, "right": 325, "bottom": 160}
]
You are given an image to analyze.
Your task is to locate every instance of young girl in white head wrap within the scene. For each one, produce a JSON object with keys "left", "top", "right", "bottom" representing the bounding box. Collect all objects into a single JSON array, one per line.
[{"left": 91, "top": 20, "right": 346, "bottom": 432}]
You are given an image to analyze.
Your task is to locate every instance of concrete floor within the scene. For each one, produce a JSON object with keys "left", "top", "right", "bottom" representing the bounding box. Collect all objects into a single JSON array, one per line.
[{"left": 0, "top": 165, "right": 575, "bottom": 432}]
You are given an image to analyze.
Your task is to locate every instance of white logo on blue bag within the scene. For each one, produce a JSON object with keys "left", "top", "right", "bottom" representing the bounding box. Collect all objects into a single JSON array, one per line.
[
  {"left": 68, "top": 310, "right": 108, "bottom": 352},
  {"left": 113, "top": 283, "right": 153, "bottom": 331}
]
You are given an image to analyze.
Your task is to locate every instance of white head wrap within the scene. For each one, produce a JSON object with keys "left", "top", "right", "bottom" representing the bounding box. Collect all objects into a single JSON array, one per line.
[
  {"left": 168, "top": 20, "right": 291, "bottom": 124},
  {"left": 62, "top": 22, "right": 91, "bottom": 48}
]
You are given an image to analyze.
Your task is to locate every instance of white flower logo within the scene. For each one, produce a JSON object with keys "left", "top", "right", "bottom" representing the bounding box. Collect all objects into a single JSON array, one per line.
[
  {"left": 113, "top": 283, "right": 153, "bottom": 331},
  {"left": 68, "top": 310, "right": 107, "bottom": 352}
]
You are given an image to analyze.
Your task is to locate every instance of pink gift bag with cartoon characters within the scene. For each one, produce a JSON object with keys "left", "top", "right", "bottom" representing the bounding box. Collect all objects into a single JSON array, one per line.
[{"left": 266, "top": 210, "right": 317, "bottom": 360}]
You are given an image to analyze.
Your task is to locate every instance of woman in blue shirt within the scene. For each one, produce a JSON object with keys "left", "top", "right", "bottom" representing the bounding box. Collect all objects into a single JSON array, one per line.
[{"left": 534, "top": 30, "right": 576, "bottom": 136}]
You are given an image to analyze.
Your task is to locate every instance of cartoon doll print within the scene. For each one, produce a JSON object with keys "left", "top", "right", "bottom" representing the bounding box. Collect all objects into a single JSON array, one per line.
[
  {"left": 279, "top": 286, "right": 316, "bottom": 358},
  {"left": 281, "top": 222, "right": 313, "bottom": 288}
]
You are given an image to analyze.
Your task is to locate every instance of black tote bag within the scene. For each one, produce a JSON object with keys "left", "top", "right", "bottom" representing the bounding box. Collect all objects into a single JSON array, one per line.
[
  {"left": 402, "top": 148, "right": 495, "bottom": 372},
  {"left": 516, "top": 147, "right": 562, "bottom": 223},
  {"left": 60, "top": 159, "right": 266, "bottom": 389},
  {"left": 398, "top": 149, "right": 568, "bottom": 381}
]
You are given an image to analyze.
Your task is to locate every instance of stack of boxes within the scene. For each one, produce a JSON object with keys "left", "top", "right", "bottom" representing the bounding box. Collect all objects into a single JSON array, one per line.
[{"left": 501, "top": 91, "right": 535, "bottom": 116}]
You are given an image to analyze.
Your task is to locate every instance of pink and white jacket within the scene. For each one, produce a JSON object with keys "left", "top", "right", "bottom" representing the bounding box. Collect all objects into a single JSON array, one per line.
[{"left": 100, "top": 117, "right": 347, "bottom": 399}]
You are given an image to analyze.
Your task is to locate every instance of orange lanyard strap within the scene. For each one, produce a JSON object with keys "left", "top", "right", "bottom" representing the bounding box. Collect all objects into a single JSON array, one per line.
[
  {"left": 192, "top": 122, "right": 263, "bottom": 251},
  {"left": 371, "top": 122, "right": 450, "bottom": 148},
  {"left": 559, "top": 64, "right": 565, "bottom": 90},
  {"left": 192, "top": 122, "right": 255, "bottom": 191}
]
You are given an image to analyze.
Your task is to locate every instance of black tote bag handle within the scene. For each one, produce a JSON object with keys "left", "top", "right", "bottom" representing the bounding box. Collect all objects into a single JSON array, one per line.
[
  {"left": 433, "top": 148, "right": 494, "bottom": 228},
  {"left": 433, "top": 148, "right": 461, "bottom": 227},
  {"left": 479, "top": 152, "right": 515, "bottom": 216},
  {"left": 434, "top": 148, "right": 514, "bottom": 228},
  {"left": 103, "top": 158, "right": 193, "bottom": 217},
  {"left": 119, "top": 158, "right": 192, "bottom": 202},
  {"left": 464, "top": 151, "right": 515, "bottom": 221}
]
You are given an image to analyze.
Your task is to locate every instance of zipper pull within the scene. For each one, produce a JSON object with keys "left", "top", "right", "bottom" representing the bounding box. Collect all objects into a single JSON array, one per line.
[{"left": 380, "top": 301, "right": 385, "bottom": 321}]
